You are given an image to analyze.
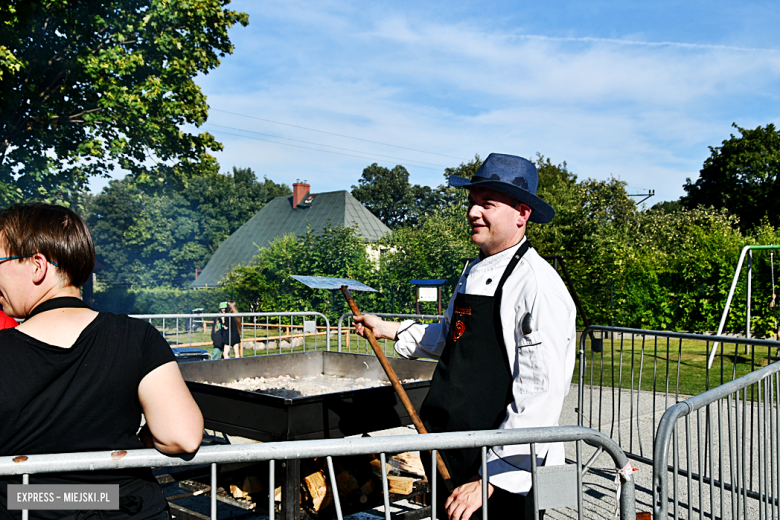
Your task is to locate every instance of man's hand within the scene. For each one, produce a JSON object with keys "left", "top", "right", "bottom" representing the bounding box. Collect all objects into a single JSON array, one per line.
[
  {"left": 353, "top": 314, "right": 400, "bottom": 341},
  {"left": 444, "top": 476, "right": 494, "bottom": 520}
]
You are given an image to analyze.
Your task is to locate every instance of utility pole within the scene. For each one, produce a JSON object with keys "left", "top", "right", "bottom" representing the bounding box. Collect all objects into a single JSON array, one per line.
[{"left": 627, "top": 189, "right": 655, "bottom": 205}]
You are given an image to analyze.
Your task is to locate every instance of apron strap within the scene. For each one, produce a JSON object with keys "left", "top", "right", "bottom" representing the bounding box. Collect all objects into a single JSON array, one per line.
[
  {"left": 492, "top": 240, "right": 532, "bottom": 352},
  {"left": 495, "top": 240, "right": 531, "bottom": 293}
]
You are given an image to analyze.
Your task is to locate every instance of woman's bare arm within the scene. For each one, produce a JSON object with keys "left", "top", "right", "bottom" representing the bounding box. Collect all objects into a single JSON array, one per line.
[{"left": 138, "top": 361, "right": 203, "bottom": 454}]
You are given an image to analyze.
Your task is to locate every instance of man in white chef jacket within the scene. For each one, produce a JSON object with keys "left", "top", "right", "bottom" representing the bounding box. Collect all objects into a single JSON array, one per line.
[{"left": 355, "top": 153, "right": 576, "bottom": 520}]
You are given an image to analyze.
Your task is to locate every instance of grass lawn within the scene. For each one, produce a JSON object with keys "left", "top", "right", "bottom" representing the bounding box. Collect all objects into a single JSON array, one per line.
[{"left": 577, "top": 332, "right": 779, "bottom": 398}]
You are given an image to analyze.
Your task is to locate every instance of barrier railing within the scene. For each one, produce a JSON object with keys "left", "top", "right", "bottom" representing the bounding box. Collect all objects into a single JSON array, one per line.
[
  {"left": 653, "top": 354, "right": 780, "bottom": 519},
  {"left": 578, "top": 325, "right": 780, "bottom": 469},
  {"left": 0, "top": 426, "right": 636, "bottom": 520},
  {"left": 336, "top": 313, "right": 443, "bottom": 356},
  {"left": 130, "top": 312, "right": 331, "bottom": 354}
]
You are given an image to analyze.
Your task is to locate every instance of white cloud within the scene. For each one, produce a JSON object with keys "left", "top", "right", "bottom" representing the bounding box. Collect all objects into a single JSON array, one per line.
[{"left": 92, "top": 1, "right": 780, "bottom": 205}]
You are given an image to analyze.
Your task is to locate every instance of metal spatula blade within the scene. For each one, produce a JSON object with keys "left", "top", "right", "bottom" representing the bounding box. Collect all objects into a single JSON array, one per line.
[{"left": 290, "top": 275, "right": 378, "bottom": 292}]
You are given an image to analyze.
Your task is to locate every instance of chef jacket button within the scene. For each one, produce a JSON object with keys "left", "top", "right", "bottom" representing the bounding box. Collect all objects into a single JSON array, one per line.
[{"left": 486, "top": 278, "right": 493, "bottom": 285}]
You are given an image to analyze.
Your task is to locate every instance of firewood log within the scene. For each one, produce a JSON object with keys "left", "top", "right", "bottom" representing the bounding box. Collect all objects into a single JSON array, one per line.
[
  {"left": 368, "top": 459, "right": 415, "bottom": 495},
  {"left": 387, "top": 475, "right": 414, "bottom": 495},
  {"left": 230, "top": 476, "right": 263, "bottom": 499},
  {"left": 359, "top": 480, "right": 375, "bottom": 503},
  {"left": 393, "top": 452, "right": 426, "bottom": 478},
  {"left": 303, "top": 470, "right": 332, "bottom": 511}
]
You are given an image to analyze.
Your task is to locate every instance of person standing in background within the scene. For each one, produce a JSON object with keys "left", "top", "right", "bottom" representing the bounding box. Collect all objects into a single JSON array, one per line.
[
  {"left": 210, "top": 301, "right": 228, "bottom": 360},
  {"left": 224, "top": 301, "right": 242, "bottom": 358}
]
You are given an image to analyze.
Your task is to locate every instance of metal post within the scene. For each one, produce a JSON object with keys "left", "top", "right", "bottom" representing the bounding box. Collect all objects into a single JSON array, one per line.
[
  {"left": 22, "top": 474, "right": 28, "bottom": 520},
  {"left": 576, "top": 439, "right": 583, "bottom": 520},
  {"left": 482, "top": 446, "right": 488, "bottom": 520},
  {"left": 269, "top": 460, "right": 275, "bottom": 520},
  {"left": 380, "top": 453, "right": 390, "bottom": 520},
  {"left": 748, "top": 250, "right": 753, "bottom": 356},
  {"left": 431, "top": 450, "right": 438, "bottom": 520},
  {"left": 530, "top": 442, "right": 540, "bottom": 520},
  {"left": 211, "top": 462, "right": 217, "bottom": 520},
  {"left": 610, "top": 280, "right": 614, "bottom": 327},
  {"left": 326, "top": 456, "right": 344, "bottom": 520}
]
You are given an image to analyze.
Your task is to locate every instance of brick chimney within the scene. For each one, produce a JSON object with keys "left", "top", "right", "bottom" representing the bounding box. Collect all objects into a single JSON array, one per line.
[{"left": 292, "top": 182, "right": 310, "bottom": 208}]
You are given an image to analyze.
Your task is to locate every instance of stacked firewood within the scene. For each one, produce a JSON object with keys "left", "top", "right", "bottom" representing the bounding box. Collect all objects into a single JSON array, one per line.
[
  {"left": 208, "top": 452, "right": 427, "bottom": 516},
  {"left": 300, "top": 451, "right": 426, "bottom": 513}
]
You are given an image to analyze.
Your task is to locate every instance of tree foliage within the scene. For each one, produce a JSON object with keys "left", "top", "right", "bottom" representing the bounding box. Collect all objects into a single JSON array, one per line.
[
  {"left": 682, "top": 123, "right": 780, "bottom": 232},
  {"left": 0, "top": 0, "right": 248, "bottom": 207},
  {"left": 351, "top": 163, "right": 441, "bottom": 228},
  {"left": 86, "top": 167, "right": 289, "bottom": 287},
  {"left": 223, "top": 225, "right": 375, "bottom": 318},
  {"left": 436, "top": 154, "right": 482, "bottom": 218},
  {"left": 88, "top": 146, "right": 780, "bottom": 338}
]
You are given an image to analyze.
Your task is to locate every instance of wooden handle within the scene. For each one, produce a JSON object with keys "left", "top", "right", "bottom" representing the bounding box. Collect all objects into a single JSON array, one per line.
[{"left": 340, "top": 286, "right": 454, "bottom": 490}]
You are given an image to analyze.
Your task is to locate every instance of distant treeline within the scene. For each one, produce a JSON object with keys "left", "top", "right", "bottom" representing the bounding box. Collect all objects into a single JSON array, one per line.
[
  {"left": 91, "top": 123, "right": 780, "bottom": 335},
  {"left": 212, "top": 156, "right": 780, "bottom": 336}
]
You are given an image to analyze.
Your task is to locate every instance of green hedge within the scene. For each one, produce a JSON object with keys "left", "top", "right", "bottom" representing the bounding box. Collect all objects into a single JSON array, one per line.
[{"left": 93, "top": 286, "right": 233, "bottom": 315}]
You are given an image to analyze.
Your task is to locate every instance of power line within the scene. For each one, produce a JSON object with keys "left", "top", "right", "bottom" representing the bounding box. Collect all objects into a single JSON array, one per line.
[
  {"left": 210, "top": 109, "right": 465, "bottom": 161},
  {"left": 208, "top": 129, "right": 445, "bottom": 172},
  {"left": 206, "top": 123, "right": 448, "bottom": 169}
]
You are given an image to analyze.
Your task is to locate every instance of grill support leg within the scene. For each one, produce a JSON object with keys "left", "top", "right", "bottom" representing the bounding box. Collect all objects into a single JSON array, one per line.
[{"left": 282, "top": 459, "right": 301, "bottom": 520}]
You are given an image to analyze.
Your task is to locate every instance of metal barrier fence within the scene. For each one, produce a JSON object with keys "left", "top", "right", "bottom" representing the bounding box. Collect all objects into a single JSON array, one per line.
[
  {"left": 0, "top": 426, "right": 635, "bottom": 520},
  {"left": 578, "top": 325, "right": 780, "bottom": 469},
  {"left": 653, "top": 353, "right": 780, "bottom": 519},
  {"left": 337, "top": 313, "right": 444, "bottom": 356},
  {"left": 130, "top": 312, "right": 331, "bottom": 354}
]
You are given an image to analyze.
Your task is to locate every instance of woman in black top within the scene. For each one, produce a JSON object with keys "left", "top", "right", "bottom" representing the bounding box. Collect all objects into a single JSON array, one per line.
[
  {"left": 223, "top": 301, "right": 243, "bottom": 358},
  {"left": 0, "top": 204, "right": 203, "bottom": 520}
]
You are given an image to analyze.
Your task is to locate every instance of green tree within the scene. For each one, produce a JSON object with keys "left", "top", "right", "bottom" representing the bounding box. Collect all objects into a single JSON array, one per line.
[
  {"left": 436, "top": 154, "right": 482, "bottom": 219},
  {"left": 374, "top": 210, "right": 476, "bottom": 313},
  {"left": 527, "top": 155, "right": 580, "bottom": 256},
  {"left": 682, "top": 123, "right": 780, "bottom": 231},
  {"left": 352, "top": 163, "right": 441, "bottom": 228},
  {"left": 0, "top": 1, "right": 248, "bottom": 207},
  {"left": 649, "top": 200, "right": 682, "bottom": 214},
  {"left": 86, "top": 167, "right": 289, "bottom": 287},
  {"left": 352, "top": 164, "right": 416, "bottom": 228},
  {"left": 224, "top": 225, "right": 374, "bottom": 319}
]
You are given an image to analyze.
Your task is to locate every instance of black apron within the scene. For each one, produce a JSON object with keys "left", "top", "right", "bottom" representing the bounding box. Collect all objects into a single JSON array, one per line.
[{"left": 421, "top": 241, "right": 530, "bottom": 486}]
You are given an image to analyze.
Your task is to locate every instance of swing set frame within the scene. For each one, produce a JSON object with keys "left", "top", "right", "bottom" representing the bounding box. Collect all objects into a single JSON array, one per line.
[{"left": 707, "top": 244, "right": 780, "bottom": 369}]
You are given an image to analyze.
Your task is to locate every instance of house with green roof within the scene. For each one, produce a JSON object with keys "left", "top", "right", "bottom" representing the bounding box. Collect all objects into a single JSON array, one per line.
[{"left": 191, "top": 183, "right": 390, "bottom": 288}]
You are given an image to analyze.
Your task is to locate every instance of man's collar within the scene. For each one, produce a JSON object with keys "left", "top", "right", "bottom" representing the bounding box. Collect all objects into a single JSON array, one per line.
[{"left": 478, "top": 236, "right": 527, "bottom": 261}]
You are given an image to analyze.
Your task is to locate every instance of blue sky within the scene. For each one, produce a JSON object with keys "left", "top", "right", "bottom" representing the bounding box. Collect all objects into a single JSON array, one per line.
[{"left": 93, "top": 0, "right": 780, "bottom": 204}]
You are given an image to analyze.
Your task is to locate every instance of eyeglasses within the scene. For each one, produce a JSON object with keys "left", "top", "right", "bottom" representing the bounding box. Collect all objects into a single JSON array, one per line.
[{"left": 0, "top": 254, "right": 59, "bottom": 267}]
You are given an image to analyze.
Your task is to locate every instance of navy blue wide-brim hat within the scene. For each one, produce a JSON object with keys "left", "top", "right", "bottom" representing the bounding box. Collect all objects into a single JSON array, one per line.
[{"left": 449, "top": 153, "right": 555, "bottom": 224}]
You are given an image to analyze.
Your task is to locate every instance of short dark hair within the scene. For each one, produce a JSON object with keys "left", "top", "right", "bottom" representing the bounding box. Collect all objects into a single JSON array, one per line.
[{"left": 0, "top": 203, "right": 95, "bottom": 287}]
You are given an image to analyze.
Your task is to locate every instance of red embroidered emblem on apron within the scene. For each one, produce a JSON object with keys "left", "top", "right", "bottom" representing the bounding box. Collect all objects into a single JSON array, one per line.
[
  {"left": 453, "top": 320, "right": 466, "bottom": 342},
  {"left": 455, "top": 306, "right": 472, "bottom": 316}
]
